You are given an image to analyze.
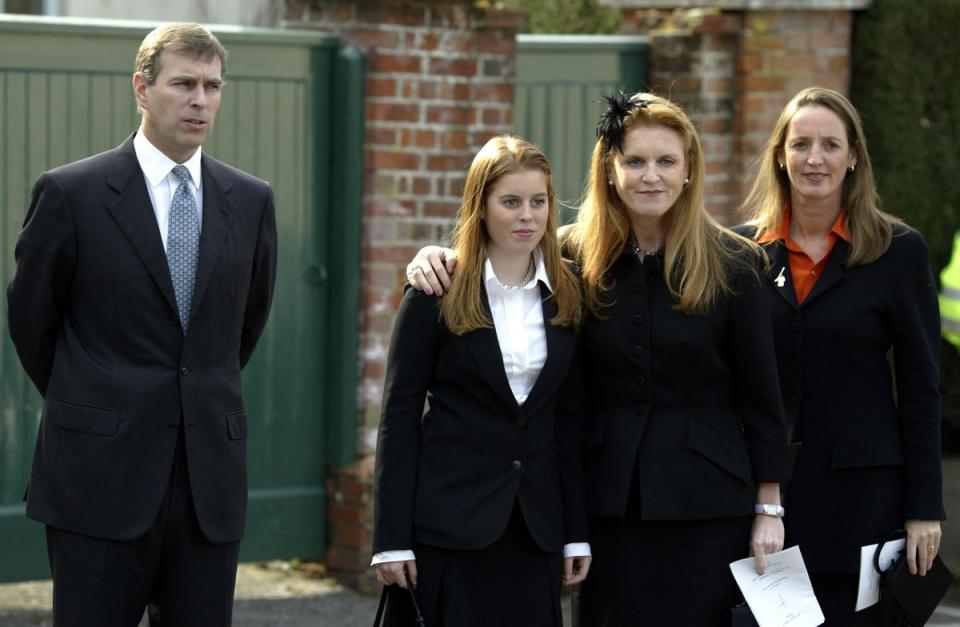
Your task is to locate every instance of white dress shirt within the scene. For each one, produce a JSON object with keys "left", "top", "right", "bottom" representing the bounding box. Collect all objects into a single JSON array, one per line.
[
  {"left": 133, "top": 129, "right": 203, "bottom": 251},
  {"left": 372, "top": 252, "right": 590, "bottom": 565}
]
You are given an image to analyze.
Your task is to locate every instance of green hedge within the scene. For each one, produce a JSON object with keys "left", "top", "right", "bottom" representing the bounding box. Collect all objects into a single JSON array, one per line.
[{"left": 852, "top": 0, "right": 960, "bottom": 449}]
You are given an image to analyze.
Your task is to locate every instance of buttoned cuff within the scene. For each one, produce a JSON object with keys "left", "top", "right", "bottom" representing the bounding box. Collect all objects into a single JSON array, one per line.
[
  {"left": 750, "top": 442, "right": 801, "bottom": 483},
  {"left": 371, "top": 549, "right": 416, "bottom": 566},
  {"left": 563, "top": 542, "right": 591, "bottom": 558}
]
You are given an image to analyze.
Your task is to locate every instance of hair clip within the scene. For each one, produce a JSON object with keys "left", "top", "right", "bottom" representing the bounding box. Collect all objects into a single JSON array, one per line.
[{"left": 597, "top": 91, "right": 647, "bottom": 153}]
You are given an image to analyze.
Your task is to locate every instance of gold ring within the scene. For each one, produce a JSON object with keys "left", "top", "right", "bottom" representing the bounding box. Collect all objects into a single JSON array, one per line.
[{"left": 928, "top": 545, "right": 936, "bottom": 550}]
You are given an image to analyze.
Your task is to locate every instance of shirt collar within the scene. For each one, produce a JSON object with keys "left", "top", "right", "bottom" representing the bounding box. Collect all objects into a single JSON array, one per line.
[
  {"left": 757, "top": 204, "right": 851, "bottom": 245},
  {"left": 133, "top": 128, "right": 203, "bottom": 189},
  {"left": 484, "top": 250, "right": 553, "bottom": 294}
]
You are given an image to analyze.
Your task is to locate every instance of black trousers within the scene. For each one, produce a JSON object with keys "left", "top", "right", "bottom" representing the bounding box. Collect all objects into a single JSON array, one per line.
[
  {"left": 45, "top": 427, "right": 240, "bottom": 627},
  {"left": 383, "top": 502, "right": 564, "bottom": 627}
]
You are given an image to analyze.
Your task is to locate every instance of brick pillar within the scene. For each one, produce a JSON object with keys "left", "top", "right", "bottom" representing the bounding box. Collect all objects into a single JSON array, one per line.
[
  {"left": 283, "top": 0, "right": 524, "bottom": 592},
  {"left": 614, "top": 0, "right": 865, "bottom": 221},
  {"left": 623, "top": 9, "right": 741, "bottom": 220},
  {"left": 734, "top": 10, "right": 854, "bottom": 191}
]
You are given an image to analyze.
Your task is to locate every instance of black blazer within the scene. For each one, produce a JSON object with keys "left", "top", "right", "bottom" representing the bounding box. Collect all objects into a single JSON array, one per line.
[
  {"left": 6, "top": 134, "right": 277, "bottom": 544},
  {"left": 373, "top": 283, "right": 586, "bottom": 555},
  {"left": 565, "top": 244, "right": 798, "bottom": 521},
  {"left": 737, "top": 224, "right": 945, "bottom": 573}
]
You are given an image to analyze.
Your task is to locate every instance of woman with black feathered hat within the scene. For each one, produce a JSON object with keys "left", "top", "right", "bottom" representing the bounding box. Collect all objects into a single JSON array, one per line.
[{"left": 404, "top": 93, "right": 798, "bottom": 625}]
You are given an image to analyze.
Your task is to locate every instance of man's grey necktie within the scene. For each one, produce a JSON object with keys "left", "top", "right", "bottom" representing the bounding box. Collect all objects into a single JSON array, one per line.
[{"left": 167, "top": 165, "right": 200, "bottom": 332}]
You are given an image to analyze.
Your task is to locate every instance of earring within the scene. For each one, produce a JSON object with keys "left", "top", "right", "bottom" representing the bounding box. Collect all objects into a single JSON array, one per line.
[
  {"left": 849, "top": 164, "right": 856, "bottom": 172},
  {"left": 684, "top": 177, "right": 690, "bottom": 186},
  {"left": 778, "top": 162, "right": 785, "bottom": 170},
  {"left": 608, "top": 179, "right": 614, "bottom": 185}
]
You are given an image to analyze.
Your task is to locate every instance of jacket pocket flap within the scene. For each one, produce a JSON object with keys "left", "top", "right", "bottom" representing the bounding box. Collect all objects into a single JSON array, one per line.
[
  {"left": 687, "top": 418, "right": 752, "bottom": 484},
  {"left": 48, "top": 399, "right": 120, "bottom": 436},
  {"left": 226, "top": 411, "right": 248, "bottom": 440},
  {"left": 831, "top": 430, "right": 904, "bottom": 469}
]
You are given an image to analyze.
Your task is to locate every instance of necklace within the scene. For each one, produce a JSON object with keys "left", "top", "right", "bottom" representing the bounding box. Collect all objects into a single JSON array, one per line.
[
  {"left": 498, "top": 255, "right": 536, "bottom": 290},
  {"left": 630, "top": 237, "right": 659, "bottom": 261}
]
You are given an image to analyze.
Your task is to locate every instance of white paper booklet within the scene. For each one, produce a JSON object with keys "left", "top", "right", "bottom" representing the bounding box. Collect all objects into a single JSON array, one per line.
[
  {"left": 729, "top": 546, "right": 825, "bottom": 627},
  {"left": 855, "top": 538, "right": 905, "bottom": 611}
]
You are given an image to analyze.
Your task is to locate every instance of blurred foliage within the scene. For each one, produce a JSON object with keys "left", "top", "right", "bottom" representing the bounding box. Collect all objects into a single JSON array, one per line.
[
  {"left": 852, "top": 0, "right": 960, "bottom": 450},
  {"left": 480, "top": 0, "right": 621, "bottom": 34}
]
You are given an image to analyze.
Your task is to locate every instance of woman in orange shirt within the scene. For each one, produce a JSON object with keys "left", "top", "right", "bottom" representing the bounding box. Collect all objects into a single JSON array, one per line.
[{"left": 738, "top": 87, "right": 944, "bottom": 626}]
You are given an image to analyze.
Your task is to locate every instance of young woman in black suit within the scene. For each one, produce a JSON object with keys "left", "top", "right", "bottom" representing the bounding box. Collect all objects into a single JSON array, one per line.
[
  {"left": 739, "top": 87, "right": 944, "bottom": 626},
  {"left": 372, "top": 135, "right": 591, "bottom": 627},
  {"left": 405, "top": 94, "right": 799, "bottom": 626}
]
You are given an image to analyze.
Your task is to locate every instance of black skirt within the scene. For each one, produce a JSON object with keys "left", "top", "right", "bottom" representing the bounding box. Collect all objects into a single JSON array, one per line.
[
  {"left": 382, "top": 502, "right": 563, "bottom": 627},
  {"left": 577, "top": 496, "right": 752, "bottom": 627}
]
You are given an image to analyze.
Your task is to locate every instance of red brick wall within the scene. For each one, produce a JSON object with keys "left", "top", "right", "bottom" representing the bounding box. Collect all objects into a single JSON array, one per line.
[
  {"left": 621, "top": 7, "right": 854, "bottom": 222},
  {"left": 283, "top": 0, "right": 524, "bottom": 592},
  {"left": 735, "top": 10, "right": 852, "bottom": 189}
]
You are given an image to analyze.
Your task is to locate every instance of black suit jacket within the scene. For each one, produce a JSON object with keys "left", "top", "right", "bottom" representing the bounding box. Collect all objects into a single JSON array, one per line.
[
  {"left": 373, "top": 284, "right": 586, "bottom": 555},
  {"left": 736, "top": 224, "right": 945, "bottom": 573},
  {"left": 6, "top": 134, "right": 277, "bottom": 544},
  {"left": 564, "top": 244, "right": 798, "bottom": 521}
]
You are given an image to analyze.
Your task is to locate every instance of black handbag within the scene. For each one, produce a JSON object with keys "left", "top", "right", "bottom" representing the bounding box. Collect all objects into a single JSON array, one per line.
[
  {"left": 726, "top": 602, "right": 760, "bottom": 627},
  {"left": 372, "top": 581, "right": 426, "bottom": 627},
  {"left": 873, "top": 529, "right": 953, "bottom": 626}
]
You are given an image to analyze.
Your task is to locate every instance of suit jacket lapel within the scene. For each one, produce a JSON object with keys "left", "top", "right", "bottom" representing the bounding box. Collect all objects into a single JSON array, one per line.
[
  {"left": 464, "top": 286, "right": 522, "bottom": 412},
  {"left": 190, "top": 157, "right": 234, "bottom": 320},
  {"left": 765, "top": 241, "right": 799, "bottom": 311},
  {"left": 105, "top": 135, "right": 179, "bottom": 316},
  {"left": 521, "top": 284, "right": 571, "bottom": 413},
  {"left": 803, "top": 238, "right": 849, "bottom": 307}
]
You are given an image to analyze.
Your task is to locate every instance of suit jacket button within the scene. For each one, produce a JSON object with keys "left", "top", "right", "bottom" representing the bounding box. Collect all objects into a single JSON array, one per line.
[
  {"left": 180, "top": 366, "right": 189, "bottom": 376},
  {"left": 511, "top": 460, "right": 522, "bottom": 471},
  {"left": 632, "top": 314, "right": 643, "bottom": 326},
  {"left": 515, "top": 418, "right": 526, "bottom": 427},
  {"left": 632, "top": 345, "right": 645, "bottom": 358},
  {"left": 634, "top": 374, "right": 646, "bottom": 387},
  {"left": 636, "top": 404, "right": 647, "bottom": 415}
]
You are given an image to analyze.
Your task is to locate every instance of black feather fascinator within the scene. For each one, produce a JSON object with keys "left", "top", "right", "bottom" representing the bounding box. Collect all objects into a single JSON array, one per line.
[{"left": 596, "top": 91, "right": 649, "bottom": 153}]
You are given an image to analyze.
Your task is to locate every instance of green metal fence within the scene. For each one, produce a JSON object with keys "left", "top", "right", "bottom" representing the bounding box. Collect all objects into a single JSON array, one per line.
[
  {"left": 0, "top": 16, "right": 363, "bottom": 582},
  {"left": 514, "top": 34, "right": 649, "bottom": 222}
]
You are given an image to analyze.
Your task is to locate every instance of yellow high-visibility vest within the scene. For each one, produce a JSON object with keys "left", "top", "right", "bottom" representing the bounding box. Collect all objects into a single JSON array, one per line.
[{"left": 940, "top": 231, "right": 960, "bottom": 350}]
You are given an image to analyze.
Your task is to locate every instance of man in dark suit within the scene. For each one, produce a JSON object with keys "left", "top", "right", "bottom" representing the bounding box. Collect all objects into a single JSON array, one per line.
[{"left": 6, "top": 22, "right": 277, "bottom": 626}]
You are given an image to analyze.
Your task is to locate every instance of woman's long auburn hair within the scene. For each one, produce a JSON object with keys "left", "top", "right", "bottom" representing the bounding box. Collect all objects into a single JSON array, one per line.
[
  {"left": 440, "top": 135, "right": 582, "bottom": 335},
  {"left": 740, "top": 86, "right": 902, "bottom": 264},
  {"left": 564, "top": 93, "right": 761, "bottom": 316}
]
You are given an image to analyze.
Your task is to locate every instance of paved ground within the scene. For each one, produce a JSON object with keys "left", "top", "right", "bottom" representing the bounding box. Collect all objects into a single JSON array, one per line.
[
  {"left": 0, "top": 562, "right": 380, "bottom": 627},
  {"left": 0, "top": 562, "right": 955, "bottom": 626}
]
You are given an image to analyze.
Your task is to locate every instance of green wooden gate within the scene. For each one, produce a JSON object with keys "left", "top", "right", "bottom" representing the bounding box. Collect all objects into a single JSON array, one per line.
[
  {"left": 0, "top": 16, "right": 363, "bottom": 582},
  {"left": 514, "top": 34, "right": 648, "bottom": 222}
]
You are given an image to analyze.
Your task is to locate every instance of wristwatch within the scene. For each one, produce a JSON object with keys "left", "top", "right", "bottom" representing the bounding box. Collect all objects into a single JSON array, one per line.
[{"left": 754, "top": 503, "right": 785, "bottom": 517}]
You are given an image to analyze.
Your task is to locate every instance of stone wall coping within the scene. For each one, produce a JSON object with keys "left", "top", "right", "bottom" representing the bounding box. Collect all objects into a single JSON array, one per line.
[
  {"left": 517, "top": 33, "right": 650, "bottom": 51},
  {"left": 0, "top": 13, "right": 337, "bottom": 46},
  {"left": 600, "top": 0, "right": 871, "bottom": 10}
]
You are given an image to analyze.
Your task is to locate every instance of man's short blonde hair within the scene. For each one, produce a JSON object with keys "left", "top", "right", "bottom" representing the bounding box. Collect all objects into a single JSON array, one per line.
[{"left": 135, "top": 22, "right": 228, "bottom": 84}]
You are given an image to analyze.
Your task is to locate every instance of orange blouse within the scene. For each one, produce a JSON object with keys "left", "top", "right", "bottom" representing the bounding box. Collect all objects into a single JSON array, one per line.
[{"left": 758, "top": 207, "right": 850, "bottom": 304}]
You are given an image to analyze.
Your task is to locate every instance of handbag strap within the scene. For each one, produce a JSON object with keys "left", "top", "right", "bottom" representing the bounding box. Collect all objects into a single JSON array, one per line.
[
  {"left": 874, "top": 528, "right": 907, "bottom": 574},
  {"left": 406, "top": 574, "right": 426, "bottom": 627},
  {"left": 373, "top": 586, "right": 388, "bottom": 627},
  {"left": 373, "top": 578, "right": 426, "bottom": 627}
]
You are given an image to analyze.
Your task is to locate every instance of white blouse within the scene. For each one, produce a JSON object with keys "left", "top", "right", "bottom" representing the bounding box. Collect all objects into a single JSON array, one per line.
[{"left": 482, "top": 254, "right": 551, "bottom": 404}]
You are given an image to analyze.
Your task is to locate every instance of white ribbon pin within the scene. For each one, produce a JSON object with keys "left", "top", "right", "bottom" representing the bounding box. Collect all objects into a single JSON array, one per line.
[{"left": 774, "top": 266, "right": 786, "bottom": 288}]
